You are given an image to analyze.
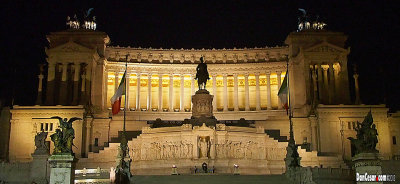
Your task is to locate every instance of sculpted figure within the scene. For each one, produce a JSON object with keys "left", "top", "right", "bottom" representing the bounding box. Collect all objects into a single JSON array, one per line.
[
  {"left": 51, "top": 116, "right": 81, "bottom": 154},
  {"left": 50, "top": 129, "right": 63, "bottom": 154},
  {"left": 195, "top": 57, "right": 210, "bottom": 90},
  {"left": 34, "top": 130, "right": 48, "bottom": 151},
  {"left": 348, "top": 111, "right": 379, "bottom": 155},
  {"left": 198, "top": 137, "right": 210, "bottom": 158}
]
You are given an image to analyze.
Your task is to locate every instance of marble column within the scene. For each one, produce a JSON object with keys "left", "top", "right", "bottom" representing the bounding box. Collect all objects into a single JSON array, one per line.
[
  {"left": 233, "top": 74, "right": 239, "bottom": 111},
  {"left": 212, "top": 75, "right": 217, "bottom": 111},
  {"left": 45, "top": 63, "right": 56, "bottom": 105},
  {"left": 244, "top": 74, "right": 250, "bottom": 111},
  {"left": 191, "top": 74, "right": 195, "bottom": 95},
  {"left": 277, "top": 71, "right": 282, "bottom": 109},
  {"left": 329, "top": 64, "right": 335, "bottom": 104},
  {"left": 59, "top": 63, "right": 68, "bottom": 105},
  {"left": 72, "top": 63, "right": 81, "bottom": 105},
  {"left": 266, "top": 73, "right": 272, "bottom": 109},
  {"left": 255, "top": 74, "right": 261, "bottom": 111},
  {"left": 114, "top": 72, "right": 120, "bottom": 91},
  {"left": 147, "top": 74, "right": 152, "bottom": 111},
  {"left": 334, "top": 64, "right": 341, "bottom": 104},
  {"left": 223, "top": 74, "right": 228, "bottom": 111},
  {"left": 317, "top": 65, "right": 323, "bottom": 102},
  {"left": 311, "top": 66, "right": 318, "bottom": 105},
  {"left": 322, "top": 65, "right": 329, "bottom": 104},
  {"left": 36, "top": 74, "right": 44, "bottom": 105},
  {"left": 180, "top": 75, "right": 185, "bottom": 111},
  {"left": 169, "top": 75, "right": 174, "bottom": 111},
  {"left": 354, "top": 73, "right": 361, "bottom": 104},
  {"left": 125, "top": 74, "right": 130, "bottom": 110},
  {"left": 136, "top": 73, "right": 141, "bottom": 111},
  {"left": 191, "top": 74, "right": 195, "bottom": 110},
  {"left": 309, "top": 116, "right": 319, "bottom": 151},
  {"left": 158, "top": 74, "right": 163, "bottom": 111},
  {"left": 79, "top": 65, "right": 87, "bottom": 105}
]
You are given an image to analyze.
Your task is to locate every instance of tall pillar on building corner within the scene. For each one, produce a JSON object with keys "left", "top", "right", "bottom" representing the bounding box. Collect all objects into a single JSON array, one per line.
[
  {"left": 45, "top": 63, "right": 56, "bottom": 105},
  {"left": 59, "top": 63, "right": 68, "bottom": 105},
  {"left": 277, "top": 71, "right": 282, "bottom": 110},
  {"left": 72, "top": 63, "right": 81, "bottom": 105}
]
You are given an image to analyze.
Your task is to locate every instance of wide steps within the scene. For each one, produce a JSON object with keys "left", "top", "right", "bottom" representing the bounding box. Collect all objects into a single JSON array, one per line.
[{"left": 131, "top": 175, "right": 291, "bottom": 184}]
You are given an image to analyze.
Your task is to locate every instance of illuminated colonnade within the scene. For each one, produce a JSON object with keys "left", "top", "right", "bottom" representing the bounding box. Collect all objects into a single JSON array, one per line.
[{"left": 106, "top": 69, "right": 286, "bottom": 112}]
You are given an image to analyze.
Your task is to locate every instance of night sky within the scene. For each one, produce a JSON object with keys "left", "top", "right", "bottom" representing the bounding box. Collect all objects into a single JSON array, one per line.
[{"left": 0, "top": 1, "right": 399, "bottom": 111}]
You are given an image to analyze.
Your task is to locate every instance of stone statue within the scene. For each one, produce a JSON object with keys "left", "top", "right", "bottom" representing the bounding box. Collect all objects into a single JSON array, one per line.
[
  {"left": 348, "top": 111, "right": 379, "bottom": 155},
  {"left": 50, "top": 116, "right": 82, "bottom": 154},
  {"left": 195, "top": 57, "right": 210, "bottom": 90},
  {"left": 50, "top": 129, "right": 63, "bottom": 154},
  {"left": 198, "top": 137, "right": 210, "bottom": 158},
  {"left": 34, "top": 130, "right": 48, "bottom": 154}
]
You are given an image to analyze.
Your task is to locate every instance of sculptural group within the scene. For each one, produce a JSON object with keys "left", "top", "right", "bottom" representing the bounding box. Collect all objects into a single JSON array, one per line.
[{"left": 50, "top": 116, "right": 81, "bottom": 154}]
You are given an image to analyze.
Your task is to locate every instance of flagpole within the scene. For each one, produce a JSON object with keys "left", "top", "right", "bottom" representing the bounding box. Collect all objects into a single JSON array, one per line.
[
  {"left": 124, "top": 55, "right": 128, "bottom": 133},
  {"left": 284, "top": 57, "right": 300, "bottom": 169}
]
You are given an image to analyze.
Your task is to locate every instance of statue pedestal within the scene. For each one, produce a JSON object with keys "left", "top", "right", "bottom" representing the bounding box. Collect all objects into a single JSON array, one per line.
[
  {"left": 192, "top": 89, "right": 213, "bottom": 119},
  {"left": 30, "top": 153, "right": 50, "bottom": 184},
  {"left": 48, "top": 154, "right": 76, "bottom": 184},
  {"left": 352, "top": 152, "right": 382, "bottom": 184}
]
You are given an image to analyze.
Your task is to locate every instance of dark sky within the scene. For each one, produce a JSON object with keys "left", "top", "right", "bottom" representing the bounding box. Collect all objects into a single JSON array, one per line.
[{"left": 0, "top": 0, "right": 399, "bottom": 111}]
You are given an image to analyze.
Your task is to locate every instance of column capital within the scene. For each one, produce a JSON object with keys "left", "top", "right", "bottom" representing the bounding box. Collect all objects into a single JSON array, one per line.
[
  {"left": 222, "top": 73, "right": 228, "bottom": 77},
  {"left": 243, "top": 73, "right": 249, "bottom": 77},
  {"left": 254, "top": 72, "right": 260, "bottom": 77},
  {"left": 38, "top": 74, "right": 44, "bottom": 79},
  {"left": 321, "top": 65, "right": 329, "bottom": 71}
]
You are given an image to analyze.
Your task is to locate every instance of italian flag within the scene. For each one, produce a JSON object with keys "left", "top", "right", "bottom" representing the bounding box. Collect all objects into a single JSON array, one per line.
[
  {"left": 278, "top": 72, "right": 289, "bottom": 114},
  {"left": 110, "top": 71, "right": 126, "bottom": 115}
]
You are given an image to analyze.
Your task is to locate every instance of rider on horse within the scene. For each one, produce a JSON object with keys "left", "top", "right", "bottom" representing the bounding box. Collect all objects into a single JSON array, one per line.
[{"left": 195, "top": 57, "right": 210, "bottom": 90}]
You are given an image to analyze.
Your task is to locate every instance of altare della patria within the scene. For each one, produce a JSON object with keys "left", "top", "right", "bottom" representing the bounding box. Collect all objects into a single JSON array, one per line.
[{"left": 0, "top": 8, "right": 399, "bottom": 184}]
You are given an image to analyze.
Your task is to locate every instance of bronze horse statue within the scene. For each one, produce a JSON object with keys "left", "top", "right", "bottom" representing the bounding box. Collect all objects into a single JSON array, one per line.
[{"left": 195, "top": 57, "right": 210, "bottom": 90}]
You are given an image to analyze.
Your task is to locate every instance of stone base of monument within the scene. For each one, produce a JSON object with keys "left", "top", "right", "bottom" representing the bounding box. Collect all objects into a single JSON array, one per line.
[
  {"left": 48, "top": 154, "right": 76, "bottom": 184},
  {"left": 352, "top": 152, "right": 382, "bottom": 184},
  {"left": 184, "top": 89, "right": 218, "bottom": 127},
  {"left": 31, "top": 153, "right": 50, "bottom": 184}
]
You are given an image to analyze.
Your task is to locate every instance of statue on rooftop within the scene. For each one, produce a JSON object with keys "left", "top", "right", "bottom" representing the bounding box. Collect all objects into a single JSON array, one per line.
[{"left": 195, "top": 57, "right": 210, "bottom": 90}]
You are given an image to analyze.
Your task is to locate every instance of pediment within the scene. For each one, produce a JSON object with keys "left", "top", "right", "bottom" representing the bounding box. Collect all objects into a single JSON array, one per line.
[
  {"left": 304, "top": 42, "right": 348, "bottom": 53},
  {"left": 47, "top": 41, "right": 94, "bottom": 53}
]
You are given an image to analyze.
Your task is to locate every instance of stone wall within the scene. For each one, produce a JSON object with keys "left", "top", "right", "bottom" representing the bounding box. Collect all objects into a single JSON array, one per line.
[
  {"left": 78, "top": 124, "right": 347, "bottom": 175},
  {"left": 0, "top": 161, "right": 31, "bottom": 183}
]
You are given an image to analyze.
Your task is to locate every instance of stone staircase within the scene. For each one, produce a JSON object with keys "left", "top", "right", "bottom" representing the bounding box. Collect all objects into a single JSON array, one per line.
[{"left": 265, "top": 129, "right": 288, "bottom": 142}]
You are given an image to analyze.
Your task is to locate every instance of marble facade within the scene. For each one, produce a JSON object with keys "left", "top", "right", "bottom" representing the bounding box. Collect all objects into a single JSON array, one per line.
[{"left": 4, "top": 28, "right": 400, "bottom": 176}]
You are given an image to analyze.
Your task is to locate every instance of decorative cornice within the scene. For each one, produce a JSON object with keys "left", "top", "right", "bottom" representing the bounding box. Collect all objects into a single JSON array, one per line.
[{"left": 105, "top": 46, "right": 289, "bottom": 64}]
